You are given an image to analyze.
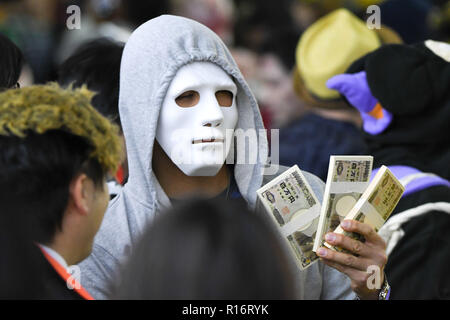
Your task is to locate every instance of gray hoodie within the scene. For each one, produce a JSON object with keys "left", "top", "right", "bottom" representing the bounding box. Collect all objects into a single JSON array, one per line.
[{"left": 79, "top": 15, "right": 355, "bottom": 300}]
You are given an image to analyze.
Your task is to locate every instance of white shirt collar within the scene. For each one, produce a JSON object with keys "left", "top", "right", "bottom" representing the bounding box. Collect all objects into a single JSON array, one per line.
[{"left": 38, "top": 244, "right": 69, "bottom": 269}]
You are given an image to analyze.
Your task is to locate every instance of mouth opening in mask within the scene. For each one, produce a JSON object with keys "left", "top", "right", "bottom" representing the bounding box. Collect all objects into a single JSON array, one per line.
[{"left": 192, "top": 138, "right": 225, "bottom": 144}]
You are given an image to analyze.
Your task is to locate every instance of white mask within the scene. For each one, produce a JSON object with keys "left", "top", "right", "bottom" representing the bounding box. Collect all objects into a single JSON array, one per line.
[{"left": 156, "top": 61, "right": 238, "bottom": 176}]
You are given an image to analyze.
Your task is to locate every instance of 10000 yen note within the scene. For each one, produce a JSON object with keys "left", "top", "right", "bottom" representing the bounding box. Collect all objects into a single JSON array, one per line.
[
  {"left": 257, "top": 165, "right": 321, "bottom": 270},
  {"left": 325, "top": 165, "right": 404, "bottom": 253},
  {"left": 313, "top": 156, "right": 373, "bottom": 252}
]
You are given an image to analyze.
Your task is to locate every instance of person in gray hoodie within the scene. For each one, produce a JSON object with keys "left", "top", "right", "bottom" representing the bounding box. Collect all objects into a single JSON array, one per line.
[{"left": 79, "top": 15, "right": 388, "bottom": 300}]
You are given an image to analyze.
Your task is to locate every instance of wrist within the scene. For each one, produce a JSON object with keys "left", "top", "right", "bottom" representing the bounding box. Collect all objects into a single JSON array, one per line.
[{"left": 355, "top": 272, "right": 390, "bottom": 300}]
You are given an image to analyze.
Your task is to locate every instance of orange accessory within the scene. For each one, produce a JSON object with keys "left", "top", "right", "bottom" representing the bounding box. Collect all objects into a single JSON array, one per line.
[
  {"left": 369, "top": 103, "right": 384, "bottom": 119},
  {"left": 115, "top": 165, "right": 124, "bottom": 185},
  {"left": 39, "top": 247, "right": 94, "bottom": 300}
]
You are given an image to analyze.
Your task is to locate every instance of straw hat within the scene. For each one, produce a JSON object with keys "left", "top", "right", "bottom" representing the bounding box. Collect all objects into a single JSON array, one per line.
[{"left": 293, "top": 8, "right": 402, "bottom": 109}]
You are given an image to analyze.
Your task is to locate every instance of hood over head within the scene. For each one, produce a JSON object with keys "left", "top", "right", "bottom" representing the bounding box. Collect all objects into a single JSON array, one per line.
[{"left": 119, "top": 15, "right": 268, "bottom": 211}]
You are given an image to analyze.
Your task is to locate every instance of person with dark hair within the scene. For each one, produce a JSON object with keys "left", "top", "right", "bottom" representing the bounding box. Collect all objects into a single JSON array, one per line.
[
  {"left": 58, "top": 38, "right": 124, "bottom": 129},
  {"left": 58, "top": 38, "right": 128, "bottom": 187},
  {"left": 112, "top": 198, "right": 296, "bottom": 299},
  {"left": 0, "top": 84, "right": 122, "bottom": 299},
  {"left": 0, "top": 32, "right": 23, "bottom": 90},
  {"left": 233, "top": 0, "right": 300, "bottom": 70}
]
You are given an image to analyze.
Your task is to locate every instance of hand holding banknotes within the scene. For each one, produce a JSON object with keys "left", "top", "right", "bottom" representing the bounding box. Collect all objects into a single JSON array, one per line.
[{"left": 316, "top": 219, "right": 387, "bottom": 300}]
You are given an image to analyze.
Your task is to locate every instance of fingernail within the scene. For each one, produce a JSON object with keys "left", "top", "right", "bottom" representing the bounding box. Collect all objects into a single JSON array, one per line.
[
  {"left": 325, "top": 233, "right": 336, "bottom": 242},
  {"left": 341, "top": 221, "right": 351, "bottom": 229},
  {"left": 317, "top": 248, "right": 327, "bottom": 257}
]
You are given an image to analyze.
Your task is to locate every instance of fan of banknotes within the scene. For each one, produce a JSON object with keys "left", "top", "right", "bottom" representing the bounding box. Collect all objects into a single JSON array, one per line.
[
  {"left": 256, "top": 157, "right": 405, "bottom": 270},
  {"left": 323, "top": 165, "right": 405, "bottom": 253}
]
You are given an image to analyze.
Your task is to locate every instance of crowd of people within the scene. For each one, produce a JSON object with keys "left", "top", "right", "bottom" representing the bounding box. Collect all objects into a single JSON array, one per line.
[{"left": 0, "top": 0, "right": 449, "bottom": 300}]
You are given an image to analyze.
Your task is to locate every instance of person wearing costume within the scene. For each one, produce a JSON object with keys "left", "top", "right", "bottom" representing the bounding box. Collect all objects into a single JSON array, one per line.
[
  {"left": 79, "top": 15, "right": 389, "bottom": 300},
  {"left": 279, "top": 8, "right": 402, "bottom": 181},
  {"left": 328, "top": 40, "right": 450, "bottom": 299}
]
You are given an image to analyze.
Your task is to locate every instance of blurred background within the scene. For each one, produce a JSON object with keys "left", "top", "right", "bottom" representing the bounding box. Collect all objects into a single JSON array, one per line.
[{"left": 1, "top": 0, "right": 448, "bottom": 129}]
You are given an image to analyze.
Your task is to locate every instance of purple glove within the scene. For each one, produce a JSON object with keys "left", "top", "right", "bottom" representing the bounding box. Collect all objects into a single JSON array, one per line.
[{"left": 326, "top": 71, "right": 393, "bottom": 135}]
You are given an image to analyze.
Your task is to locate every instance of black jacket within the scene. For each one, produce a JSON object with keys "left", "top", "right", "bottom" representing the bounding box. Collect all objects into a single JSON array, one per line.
[
  {"left": 385, "top": 185, "right": 450, "bottom": 299},
  {"left": 37, "top": 249, "right": 85, "bottom": 300}
]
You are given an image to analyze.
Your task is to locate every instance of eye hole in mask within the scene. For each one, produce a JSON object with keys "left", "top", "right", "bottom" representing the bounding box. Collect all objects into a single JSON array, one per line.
[
  {"left": 175, "top": 90, "right": 234, "bottom": 108},
  {"left": 175, "top": 90, "right": 200, "bottom": 108},
  {"left": 215, "top": 90, "right": 233, "bottom": 107}
]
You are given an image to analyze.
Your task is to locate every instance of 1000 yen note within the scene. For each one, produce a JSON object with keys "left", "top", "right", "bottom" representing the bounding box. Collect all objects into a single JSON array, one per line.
[
  {"left": 313, "top": 156, "right": 373, "bottom": 252},
  {"left": 257, "top": 165, "right": 317, "bottom": 227},
  {"left": 325, "top": 165, "right": 404, "bottom": 253},
  {"left": 257, "top": 165, "right": 321, "bottom": 270},
  {"left": 287, "top": 216, "right": 320, "bottom": 269}
]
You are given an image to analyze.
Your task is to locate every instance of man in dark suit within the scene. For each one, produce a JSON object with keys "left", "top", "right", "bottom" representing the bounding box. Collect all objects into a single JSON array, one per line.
[{"left": 0, "top": 84, "right": 122, "bottom": 299}]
